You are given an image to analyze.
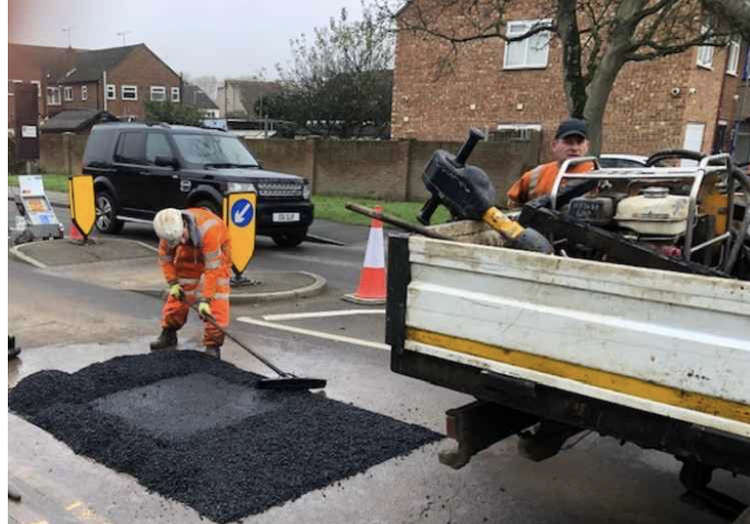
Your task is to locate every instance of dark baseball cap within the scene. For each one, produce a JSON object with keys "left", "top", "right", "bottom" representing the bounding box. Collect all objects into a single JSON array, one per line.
[{"left": 555, "top": 118, "right": 588, "bottom": 140}]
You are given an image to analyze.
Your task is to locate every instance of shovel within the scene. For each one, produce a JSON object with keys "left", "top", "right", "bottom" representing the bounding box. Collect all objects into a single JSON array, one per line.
[{"left": 188, "top": 302, "right": 327, "bottom": 391}]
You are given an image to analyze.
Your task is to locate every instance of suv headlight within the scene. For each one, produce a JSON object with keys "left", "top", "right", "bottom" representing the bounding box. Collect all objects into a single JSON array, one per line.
[
  {"left": 302, "top": 178, "right": 311, "bottom": 200},
  {"left": 226, "top": 182, "right": 256, "bottom": 194}
]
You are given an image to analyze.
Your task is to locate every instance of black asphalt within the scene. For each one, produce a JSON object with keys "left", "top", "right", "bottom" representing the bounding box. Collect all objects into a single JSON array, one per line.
[{"left": 9, "top": 351, "right": 441, "bottom": 523}]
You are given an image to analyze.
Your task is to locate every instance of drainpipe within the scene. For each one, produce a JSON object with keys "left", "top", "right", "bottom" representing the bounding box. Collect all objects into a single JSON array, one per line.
[{"left": 103, "top": 70, "right": 107, "bottom": 112}]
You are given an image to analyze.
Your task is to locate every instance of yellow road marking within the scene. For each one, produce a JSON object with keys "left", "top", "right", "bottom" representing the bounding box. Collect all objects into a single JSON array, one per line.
[
  {"left": 407, "top": 328, "right": 750, "bottom": 424},
  {"left": 66, "top": 501, "right": 82, "bottom": 511}
]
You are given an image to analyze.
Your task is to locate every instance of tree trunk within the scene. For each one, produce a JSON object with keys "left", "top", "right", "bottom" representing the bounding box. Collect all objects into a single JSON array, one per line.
[
  {"left": 582, "top": 0, "right": 641, "bottom": 155},
  {"left": 557, "top": 0, "right": 587, "bottom": 118}
]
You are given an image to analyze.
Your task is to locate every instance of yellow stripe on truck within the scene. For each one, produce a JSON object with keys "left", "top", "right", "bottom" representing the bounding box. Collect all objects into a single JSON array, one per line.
[{"left": 406, "top": 327, "right": 750, "bottom": 425}]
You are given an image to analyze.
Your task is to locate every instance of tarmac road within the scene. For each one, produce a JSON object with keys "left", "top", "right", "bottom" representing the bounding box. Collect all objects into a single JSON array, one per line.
[{"left": 7, "top": 198, "right": 750, "bottom": 524}]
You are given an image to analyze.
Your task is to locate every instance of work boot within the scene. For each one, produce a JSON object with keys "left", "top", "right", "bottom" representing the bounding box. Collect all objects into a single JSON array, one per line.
[
  {"left": 149, "top": 328, "right": 177, "bottom": 351},
  {"left": 203, "top": 346, "right": 221, "bottom": 359},
  {"left": 517, "top": 420, "right": 583, "bottom": 462}
]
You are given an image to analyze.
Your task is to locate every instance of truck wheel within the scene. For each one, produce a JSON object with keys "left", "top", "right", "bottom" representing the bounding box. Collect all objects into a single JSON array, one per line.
[
  {"left": 95, "top": 190, "right": 124, "bottom": 234},
  {"left": 272, "top": 230, "right": 307, "bottom": 248},
  {"left": 194, "top": 199, "right": 221, "bottom": 216}
]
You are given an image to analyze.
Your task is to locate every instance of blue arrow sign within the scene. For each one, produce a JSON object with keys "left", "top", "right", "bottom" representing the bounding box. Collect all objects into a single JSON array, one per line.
[{"left": 231, "top": 198, "right": 254, "bottom": 227}]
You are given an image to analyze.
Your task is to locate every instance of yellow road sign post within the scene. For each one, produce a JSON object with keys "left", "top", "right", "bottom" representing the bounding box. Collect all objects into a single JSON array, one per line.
[
  {"left": 222, "top": 191, "right": 257, "bottom": 285},
  {"left": 67, "top": 175, "right": 96, "bottom": 243}
]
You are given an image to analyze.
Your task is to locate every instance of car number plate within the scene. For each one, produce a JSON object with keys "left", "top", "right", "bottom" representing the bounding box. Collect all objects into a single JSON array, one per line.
[{"left": 273, "top": 212, "right": 300, "bottom": 223}]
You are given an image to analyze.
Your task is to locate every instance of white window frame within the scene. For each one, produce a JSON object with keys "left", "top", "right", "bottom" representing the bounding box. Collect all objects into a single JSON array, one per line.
[
  {"left": 503, "top": 19, "right": 551, "bottom": 70},
  {"left": 47, "top": 86, "right": 61, "bottom": 106},
  {"left": 63, "top": 86, "right": 73, "bottom": 101},
  {"left": 121, "top": 84, "right": 138, "bottom": 101},
  {"left": 697, "top": 25, "right": 714, "bottom": 69},
  {"left": 106, "top": 84, "right": 116, "bottom": 100},
  {"left": 150, "top": 85, "right": 167, "bottom": 102},
  {"left": 171, "top": 86, "right": 180, "bottom": 102},
  {"left": 81, "top": 85, "right": 88, "bottom": 101},
  {"left": 31, "top": 80, "right": 41, "bottom": 97},
  {"left": 9, "top": 79, "right": 22, "bottom": 96},
  {"left": 727, "top": 37, "right": 741, "bottom": 76}
]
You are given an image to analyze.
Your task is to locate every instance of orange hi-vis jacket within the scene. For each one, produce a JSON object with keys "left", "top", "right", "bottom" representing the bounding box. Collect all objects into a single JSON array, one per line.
[
  {"left": 158, "top": 208, "right": 232, "bottom": 346},
  {"left": 158, "top": 207, "right": 232, "bottom": 302},
  {"left": 507, "top": 160, "right": 594, "bottom": 205}
]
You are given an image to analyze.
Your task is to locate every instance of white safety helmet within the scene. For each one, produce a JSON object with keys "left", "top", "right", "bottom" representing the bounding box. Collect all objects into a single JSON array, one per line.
[{"left": 153, "top": 208, "right": 184, "bottom": 247}]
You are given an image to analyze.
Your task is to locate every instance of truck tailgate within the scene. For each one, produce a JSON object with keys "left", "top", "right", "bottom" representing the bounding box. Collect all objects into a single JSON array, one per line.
[{"left": 387, "top": 228, "right": 750, "bottom": 438}]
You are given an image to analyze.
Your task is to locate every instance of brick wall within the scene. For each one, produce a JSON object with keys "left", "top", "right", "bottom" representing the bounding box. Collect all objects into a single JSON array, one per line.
[
  {"left": 39, "top": 133, "right": 89, "bottom": 174},
  {"left": 43, "top": 135, "right": 540, "bottom": 200},
  {"left": 106, "top": 46, "right": 181, "bottom": 119},
  {"left": 392, "top": 2, "right": 734, "bottom": 158}
]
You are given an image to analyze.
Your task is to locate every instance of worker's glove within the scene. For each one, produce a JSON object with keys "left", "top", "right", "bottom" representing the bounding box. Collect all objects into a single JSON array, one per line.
[
  {"left": 198, "top": 300, "right": 213, "bottom": 320},
  {"left": 169, "top": 283, "right": 185, "bottom": 301}
]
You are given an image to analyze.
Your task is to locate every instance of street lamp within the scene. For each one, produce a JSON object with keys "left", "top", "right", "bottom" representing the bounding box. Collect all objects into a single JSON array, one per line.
[{"left": 62, "top": 26, "right": 72, "bottom": 47}]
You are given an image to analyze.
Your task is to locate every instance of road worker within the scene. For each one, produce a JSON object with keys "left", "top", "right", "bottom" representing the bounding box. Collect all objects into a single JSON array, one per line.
[
  {"left": 506, "top": 118, "right": 594, "bottom": 206},
  {"left": 150, "top": 207, "right": 232, "bottom": 359}
]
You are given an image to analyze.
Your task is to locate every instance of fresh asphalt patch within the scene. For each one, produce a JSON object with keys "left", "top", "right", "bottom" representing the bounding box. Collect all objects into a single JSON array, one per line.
[{"left": 9, "top": 351, "right": 441, "bottom": 523}]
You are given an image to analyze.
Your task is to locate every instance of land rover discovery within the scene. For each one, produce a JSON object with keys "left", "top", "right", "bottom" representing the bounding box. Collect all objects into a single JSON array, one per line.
[{"left": 81, "top": 122, "right": 313, "bottom": 247}]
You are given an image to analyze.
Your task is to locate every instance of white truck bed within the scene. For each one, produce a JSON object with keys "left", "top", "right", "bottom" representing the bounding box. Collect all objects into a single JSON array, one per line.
[{"left": 401, "top": 226, "right": 750, "bottom": 438}]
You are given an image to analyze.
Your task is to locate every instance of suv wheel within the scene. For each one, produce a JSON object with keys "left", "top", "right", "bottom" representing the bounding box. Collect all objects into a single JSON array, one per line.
[
  {"left": 272, "top": 230, "right": 307, "bottom": 248},
  {"left": 95, "top": 190, "right": 124, "bottom": 234}
]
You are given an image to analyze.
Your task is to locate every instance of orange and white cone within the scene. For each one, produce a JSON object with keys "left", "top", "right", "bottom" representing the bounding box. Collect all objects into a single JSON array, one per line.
[
  {"left": 343, "top": 206, "right": 386, "bottom": 304},
  {"left": 69, "top": 222, "right": 84, "bottom": 241}
]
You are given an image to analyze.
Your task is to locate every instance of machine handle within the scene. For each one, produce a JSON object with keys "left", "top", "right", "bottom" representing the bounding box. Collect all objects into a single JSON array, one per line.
[
  {"left": 417, "top": 196, "right": 440, "bottom": 225},
  {"left": 454, "top": 128, "right": 486, "bottom": 166}
]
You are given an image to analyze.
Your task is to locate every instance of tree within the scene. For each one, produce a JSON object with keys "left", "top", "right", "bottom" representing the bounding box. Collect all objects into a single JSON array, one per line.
[
  {"left": 145, "top": 101, "right": 204, "bottom": 126},
  {"left": 376, "top": 0, "right": 747, "bottom": 154},
  {"left": 270, "top": 6, "right": 395, "bottom": 138}
]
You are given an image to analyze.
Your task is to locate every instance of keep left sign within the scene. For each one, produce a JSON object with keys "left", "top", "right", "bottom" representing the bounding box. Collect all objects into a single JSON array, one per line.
[{"left": 222, "top": 191, "right": 256, "bottom": 274}]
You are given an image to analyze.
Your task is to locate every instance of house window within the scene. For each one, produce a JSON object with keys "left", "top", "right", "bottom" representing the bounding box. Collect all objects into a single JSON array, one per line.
[
  {"left": 31, "top": 80, "right": 41, "bottom": 97},
  {"left": 64, "top": 86, "right": 73, "bottom": 101},
  {"left": 727, "top": 37, "right": 741, "bottom": 76},
  {"left": 81, "top": 85, "right": 88, "bottom": 101},
  {"left": 107, "top": 84, "right": 116, "bottom": 100},
  {"left": 697, "top": 25, "right": 714, "bottom": 69},
  {"left": 503, "top": 19, "right": 551, "bottom": 69},
  {"left": 171, "top": 86, "right": 180, "bottom": 102},
  {"left": 47, "top": 86, "right": 61, "bottom": 106},
  {"left": 8, "top": 79, "right": 22, "bottom": 95},
  {"left": 121, "top": 85, "right": 138, "bottom": 101},
  {"left": 150, "top": 86, "right": 166, "bottom": 102}
]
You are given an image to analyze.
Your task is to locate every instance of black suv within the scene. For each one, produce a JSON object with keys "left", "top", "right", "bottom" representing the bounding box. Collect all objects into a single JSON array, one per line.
[{"left": 81, "top": 122, "right": 314, "bottom": 247}]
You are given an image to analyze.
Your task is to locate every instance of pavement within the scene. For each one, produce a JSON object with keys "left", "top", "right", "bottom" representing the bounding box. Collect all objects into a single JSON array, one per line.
[{"left": 9, "top": 189, "right": 327, "bottom": 303}]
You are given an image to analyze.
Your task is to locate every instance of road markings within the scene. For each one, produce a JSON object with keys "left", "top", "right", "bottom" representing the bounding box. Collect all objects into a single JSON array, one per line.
[
  {"left": 262, "top": 309, "right": 384, "bottom": 321},
  {"left": 236, "top": 316, "right": 390, "bottom": 351}
]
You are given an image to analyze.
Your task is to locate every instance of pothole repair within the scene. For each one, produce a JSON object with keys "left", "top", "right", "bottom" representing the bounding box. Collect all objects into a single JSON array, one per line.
[{"left": 9, "top": 351, "right": 441, "bottom": 523}]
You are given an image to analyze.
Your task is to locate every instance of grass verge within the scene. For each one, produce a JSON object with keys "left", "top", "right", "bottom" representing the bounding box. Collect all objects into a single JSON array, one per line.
[
  {"left": 7, "top": 176, "right": 449, "bottom": 226},
  {"left": 8, "top": 174, "right": 70, "bottom": 193}
]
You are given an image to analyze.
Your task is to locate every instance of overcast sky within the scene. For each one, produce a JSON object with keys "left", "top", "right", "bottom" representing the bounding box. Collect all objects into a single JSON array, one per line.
[{"left": 8, "top": 0, "right": 367, "bottom": 80}]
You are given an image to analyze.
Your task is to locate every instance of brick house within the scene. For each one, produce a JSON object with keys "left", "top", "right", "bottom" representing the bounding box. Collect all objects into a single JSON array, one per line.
[
  {"left": 8, "top": 42, "right": 183, "bottom": 128},
  {"left": 391, "top": 3, "right": 750, "bottom": 163},
  {"left": 216, "top": 79, "right": 281, "bottom": 118}
]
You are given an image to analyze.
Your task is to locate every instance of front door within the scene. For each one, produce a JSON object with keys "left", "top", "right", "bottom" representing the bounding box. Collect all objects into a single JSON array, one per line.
[
  {"left": 682, "top": 123, "right": 705, "bottom": 166},
  {"left": 144, "top": 131, "right": 186, "bottom": 212}
]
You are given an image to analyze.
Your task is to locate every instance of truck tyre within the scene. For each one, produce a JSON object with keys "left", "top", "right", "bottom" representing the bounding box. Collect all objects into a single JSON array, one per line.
[
  {"left": 194, "top": 199, "right": 221, "bottom": 216},
  {"left": 94, "top": 190, "right": 124, "bottom": 234},
  {"left": 272, "top": 230, "right": 307, "bottom": 248}
]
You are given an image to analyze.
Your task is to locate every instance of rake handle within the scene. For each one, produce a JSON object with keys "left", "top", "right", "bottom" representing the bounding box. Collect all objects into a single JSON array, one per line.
[{"left": 187, "top": 302, "right": 288, "bottom": 377}]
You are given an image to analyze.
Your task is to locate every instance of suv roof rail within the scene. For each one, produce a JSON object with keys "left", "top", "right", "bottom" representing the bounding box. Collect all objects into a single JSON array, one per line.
[
  {"left": 145, "top": 121, "right": 171, "bottom": 129},
  {"left": 200, "top": 125, "right": 227, "bottom": 132}
]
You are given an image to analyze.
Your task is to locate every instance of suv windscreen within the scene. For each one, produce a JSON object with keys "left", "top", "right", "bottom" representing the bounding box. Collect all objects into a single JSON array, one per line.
[{"left": 172, "top": 134, "right": 259, "bottom": 168}]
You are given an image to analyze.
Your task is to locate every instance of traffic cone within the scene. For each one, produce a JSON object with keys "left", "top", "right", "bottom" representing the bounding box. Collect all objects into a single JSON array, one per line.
[
  {"left": 343, "top": 206, "right": 387, "bottom": 304},
  {"left": 69, "top": 222, "right": 84, "bottom": 241}
]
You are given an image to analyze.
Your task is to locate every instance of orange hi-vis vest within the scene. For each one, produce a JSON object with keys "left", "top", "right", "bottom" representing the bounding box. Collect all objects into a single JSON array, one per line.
[
  {"left": 157, "top": 208, "right": 232, "bottom": 303},
  {"left": 507, "top": 160, "right": 594, "bottom": 205}
]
